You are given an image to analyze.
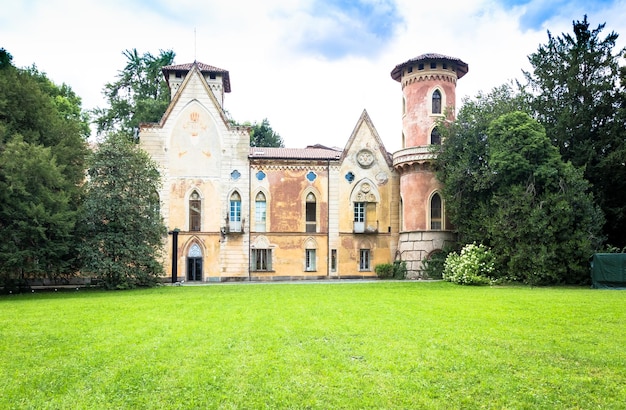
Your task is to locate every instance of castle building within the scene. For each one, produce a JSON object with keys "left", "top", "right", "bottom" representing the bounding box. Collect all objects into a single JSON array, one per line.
[{"left": 139, "top": 53, "right": 468, "bottom": 281}]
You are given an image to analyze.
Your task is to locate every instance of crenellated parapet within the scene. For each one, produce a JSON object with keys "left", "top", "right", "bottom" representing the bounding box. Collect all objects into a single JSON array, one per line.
[{"left": 400, "top": 72, "right": 457, "bottom": 89}]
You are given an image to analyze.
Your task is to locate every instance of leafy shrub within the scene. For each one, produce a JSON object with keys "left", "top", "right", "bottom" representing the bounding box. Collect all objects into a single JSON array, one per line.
[
  {"left": 443, "top": 243, "right": 495, "bottom": 285},
  {"left": 375, "top": 261, "right": 407, "bottom": 280},
  {"left": 392, "top": 260, "right": 407, "bottom": 279},
  {"left": 375, "top": 263, "right": 394, "bottom": 279},
  {"left": 422, "top": 246, "right": 457, "bottom": 279}
]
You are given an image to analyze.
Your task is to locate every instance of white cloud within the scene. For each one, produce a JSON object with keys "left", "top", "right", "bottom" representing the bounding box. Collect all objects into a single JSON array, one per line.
[{"left": 2, "top": 0, "right": 625, "bottom": 153}]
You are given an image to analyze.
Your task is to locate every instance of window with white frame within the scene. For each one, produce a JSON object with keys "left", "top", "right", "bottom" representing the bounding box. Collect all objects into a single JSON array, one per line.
[
  {"left": 251, "top": 249, "right": 272, "bottom": 271},
  {"left": 359, "top": 249, "right": 371, "bottom": 271},
  {"left": 230, "top": 191, "right": 242, "bottom": 232},
  {"left": 305, "top": 249, "right": 316, "bottom": 271},
  {"left": 255, "top": 192, "right": 266, "bottom": 232},
  {"left": 354, "top": 202, "right": 365, "bottom": 232},
  {"left": 354, "top": 201, "right": 377, "bottom": 233}
]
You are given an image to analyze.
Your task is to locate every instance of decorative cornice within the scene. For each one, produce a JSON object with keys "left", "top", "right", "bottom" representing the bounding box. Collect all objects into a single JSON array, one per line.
[
  {"left": 250, "top": 164, "right": 333, "bottom": 172},
  {"left": 393, "top": 146, "right": 438, "bottom": 167},
  {"left": 401, "top": 73, "right": 457, "bottom": 89}
]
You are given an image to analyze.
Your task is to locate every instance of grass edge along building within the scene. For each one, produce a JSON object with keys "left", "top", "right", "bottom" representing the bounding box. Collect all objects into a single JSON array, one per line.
[{"left": 139, "top": 53, "right": 468, "bottom": 282}]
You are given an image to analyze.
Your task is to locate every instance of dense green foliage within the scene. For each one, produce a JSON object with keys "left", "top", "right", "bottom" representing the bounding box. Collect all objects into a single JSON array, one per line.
[
  {"left": 249, "top": 118, "right": 284, "bottom": 147},
  {"left": 1, "top": 283, "right": 625, "bottom": 408},
  {"left": 0, "top": 50, "right": 88, "bottom": 288},
  {"left": 93, "top": 49, "right": 175, "bottom": 141},
  {"left": 374, "top": 260, "right": 406, "bottom": 279},
  {"left": 80, "top": 134, "right": 166, "bottom": 289},
  {"left": 438, "top": 110, "right": 603, "bottom": 285},
  {"left": 0, "top": 139, "right": 76, "bottom": 286},
  {"left": 524, "top": 16, "right": 626, "bottom": 248}
]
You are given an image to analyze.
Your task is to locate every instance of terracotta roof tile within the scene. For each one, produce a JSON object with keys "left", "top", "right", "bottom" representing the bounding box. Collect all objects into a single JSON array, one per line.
[
  {"left": 391, "top": 53, "right": 468, "bottom": 81},
  {"left": 162, "top": 61, "right": 231, "bottom": 92},
  {"left": 249, "top": 147, "right": 342, "bottom": 160}
]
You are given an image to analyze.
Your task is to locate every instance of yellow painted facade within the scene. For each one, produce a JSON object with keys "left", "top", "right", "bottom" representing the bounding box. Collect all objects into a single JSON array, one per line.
[{"left": 140, "top": 54, "right": 467, "bottom": 281}]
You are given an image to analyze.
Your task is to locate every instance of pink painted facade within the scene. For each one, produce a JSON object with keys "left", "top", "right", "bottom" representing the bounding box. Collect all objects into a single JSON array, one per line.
[{"left": 391, "top": 54, "right": 468, "bottom": 277}]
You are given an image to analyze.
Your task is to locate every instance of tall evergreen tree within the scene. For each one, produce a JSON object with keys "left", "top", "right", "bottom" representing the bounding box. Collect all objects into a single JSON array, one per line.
[
  {"left": 80, "top": 134, "right": 166, "bottom": 289},
  {"left": 0, "top": 138, "right": 76, "bottom": 289},
  {"left": 93, "top": 49, "right": 175, "bottom": 141},
  {"left": 0, "top": 49, "right": 88, "bottom": 289},
  {"left": 438, "top": 89, "right": 603, "bottom": 284},
  {"left": 524, "top": 16, "right": 626, "bottom": 247}
]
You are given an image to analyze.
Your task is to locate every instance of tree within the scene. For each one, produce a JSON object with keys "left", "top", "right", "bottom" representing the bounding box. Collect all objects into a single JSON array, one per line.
[
  {"left": 0, "top": 138, "right": 76, "bottom": 290},
  {"left": 80, "top": 134, "right": 166, "bottom": 289},
  {"left": 486, "top": 112, "right": 603, "bottom": 284},
  {"left": 436, "top": 84, "right": 530, "bottom": 244},
  {"left": 93, "top": 48, "right": 175, "bottom": 141},
  {"left": 438, "top": 106, "right": 603, "bottom": 284},
  {"left": 0, "top": 50, "right": 88, "bottom": 289},
  {"left": 524, "top": 15, "right": 626, "bottom": 248},
  {"left": 249, "top": 118, "right": 284, "bottom": 147}
]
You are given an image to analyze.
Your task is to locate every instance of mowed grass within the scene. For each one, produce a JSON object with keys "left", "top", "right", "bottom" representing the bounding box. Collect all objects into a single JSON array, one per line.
[{"left": 1, "top": 282, "right": 625, "bottom": 409}]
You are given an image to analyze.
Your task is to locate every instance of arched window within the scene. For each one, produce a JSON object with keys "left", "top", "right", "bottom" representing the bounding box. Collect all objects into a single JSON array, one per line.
[
  {"left": 431, "top": 193, "right": 442, "bottom": 230},
  {"left": 189, "top": 190, "right": 201, "bottom": 231},
  {"left": 430, "top": 127, "right": 441, "bottom": 145},
  {"left": 230, "top": 191, "right": 242, "bottom": 232},
  {"left": 432, "top": 90, "right": 442, "bottom": 114},
  {"left": 305, "top": 192, "right": 316, "bottom": 233},
  {"left": 304, "top": 238, "right": 317, "bottom": 272},
  {"left": 255, "top": 192, "right": 266, "bottom": 232}
]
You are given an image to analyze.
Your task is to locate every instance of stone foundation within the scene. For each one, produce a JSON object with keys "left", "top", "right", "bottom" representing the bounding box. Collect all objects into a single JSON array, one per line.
[{"left": 397, "top": 231, "right": 456, "bottom": 279}]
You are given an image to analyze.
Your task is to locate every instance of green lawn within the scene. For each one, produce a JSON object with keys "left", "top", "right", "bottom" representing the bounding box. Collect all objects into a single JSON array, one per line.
[{"left": 1, "top": 281, "right": 625, "bottom": 409}]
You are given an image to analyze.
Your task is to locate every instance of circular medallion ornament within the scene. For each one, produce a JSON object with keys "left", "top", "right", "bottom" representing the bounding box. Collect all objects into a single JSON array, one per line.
[{"left": 357, "top": 149, "right": 374, "bottom": 168}]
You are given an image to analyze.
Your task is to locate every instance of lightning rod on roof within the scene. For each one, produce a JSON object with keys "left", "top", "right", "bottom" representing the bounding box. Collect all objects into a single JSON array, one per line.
[{"left": 194, "top": 27, "right": 197, "bottom": 62}]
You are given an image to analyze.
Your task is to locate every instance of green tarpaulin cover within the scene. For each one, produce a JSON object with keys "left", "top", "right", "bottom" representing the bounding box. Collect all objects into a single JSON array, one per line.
[{"left": 591, "top": 253, "right": 626, "bottom": 289}]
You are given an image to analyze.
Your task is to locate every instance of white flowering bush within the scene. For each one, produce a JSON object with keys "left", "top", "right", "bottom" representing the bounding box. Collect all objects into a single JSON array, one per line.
[{"left": 443, "top": 243, "right": 495, "bottom": 286}]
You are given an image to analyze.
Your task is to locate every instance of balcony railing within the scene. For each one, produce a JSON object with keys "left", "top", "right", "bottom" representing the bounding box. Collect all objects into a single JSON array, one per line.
[
  {"left": 392, "top": 146, "right": 438, "bottom": 167},
  {"left": 354, "top": 221, "right": 379, "bottom": 234}
]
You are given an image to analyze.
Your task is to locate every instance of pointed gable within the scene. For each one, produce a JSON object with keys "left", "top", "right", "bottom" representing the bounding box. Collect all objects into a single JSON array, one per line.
[
  {"left": 155, "top": 62, "right": 231, "bottom": 129},
  {"left": 341, "top": 110, "right": 393, "bottom": 167}
]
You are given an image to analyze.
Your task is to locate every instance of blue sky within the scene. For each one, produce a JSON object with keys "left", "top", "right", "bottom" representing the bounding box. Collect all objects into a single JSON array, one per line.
[
  {"left": 497, "top": 0, "right": 619, "bottom": 31},
  {"left": 2, "top": 0, "right": 625, "bottom": 151}
]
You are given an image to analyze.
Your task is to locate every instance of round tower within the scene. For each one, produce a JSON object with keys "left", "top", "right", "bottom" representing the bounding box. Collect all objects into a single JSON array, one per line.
[{"left": 391, "top": 53, "right": 468, "bottom": 278}]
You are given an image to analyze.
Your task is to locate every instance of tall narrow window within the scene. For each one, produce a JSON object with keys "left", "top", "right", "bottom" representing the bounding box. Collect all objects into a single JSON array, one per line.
[
  {"left": 432, "top": 90, "right": 442, "bottom": 114},
  {"left": 431, "top": 127, "right": 441, "bottom": 145},
  {"left": 354, "top": 202, "right": 365, "bottom": 233},
  {"left": 331, "top": 249, "right": 337, "bottom": 272},
  {"left": 305, "top": 249, "right": 316, "bottom": 271},
  {"left": 251, "top": 249, "right": 272, "bottom": 271},
  {"left": 230, "top": 191, "right": 242, "bottom": 232},
  {"left": 359, "top": 249, "right": 371, "bottom": 271},
  {"left": 189, "top": 191, "right": 201, "bottom": 232},
  {"left": 306, "top": 193, "right": 316, "bottom": 233},
  {"left": 431, "top": 193, "right": 442, "bottom": 230},
  {"left": 255, "top": 192, "right": 266, "bottom": 232}
]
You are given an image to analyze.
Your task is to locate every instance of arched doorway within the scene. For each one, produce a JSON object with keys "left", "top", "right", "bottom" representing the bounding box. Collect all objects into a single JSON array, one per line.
[{"left": 187, "top": 243, "right": 203, "bottom": 281}]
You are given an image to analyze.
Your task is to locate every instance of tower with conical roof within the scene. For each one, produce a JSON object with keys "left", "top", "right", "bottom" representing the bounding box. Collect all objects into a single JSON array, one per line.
[{"left": 391, "top": 53, "right": 468, "bottom": 278}]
